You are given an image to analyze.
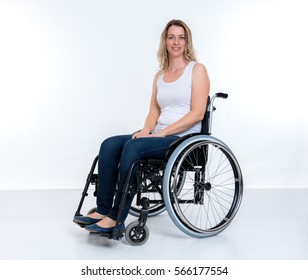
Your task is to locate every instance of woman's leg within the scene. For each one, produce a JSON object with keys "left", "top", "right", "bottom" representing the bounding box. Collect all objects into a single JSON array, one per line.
[
  {"left": 94, "top": 134, "right": 132, "bottom": 216},
  {"left": 96, "top": 136, "right": 179, "bottom": 227},
  {"left": 74, "top": 134, "right": 132, "bottom": 225}
]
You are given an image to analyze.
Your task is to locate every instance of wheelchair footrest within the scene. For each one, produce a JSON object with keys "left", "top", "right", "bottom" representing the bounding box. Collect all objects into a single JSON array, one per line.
[
  {"left": 89, "top": 231, "right": 113, "bottom": 239},
  {"left": 89, "top": 229, "right": 125, "bottom": 241}
]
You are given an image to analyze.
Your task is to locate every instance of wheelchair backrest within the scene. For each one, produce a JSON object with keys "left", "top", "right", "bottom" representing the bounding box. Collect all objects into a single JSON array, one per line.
[{"left": 201, "top": 96, "right": 211, "bottom": 134}]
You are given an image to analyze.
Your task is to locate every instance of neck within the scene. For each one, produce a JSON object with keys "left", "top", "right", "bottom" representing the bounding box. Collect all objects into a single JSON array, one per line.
[{"left": 168, "top": 57, "right": 188, "bottom": 71}]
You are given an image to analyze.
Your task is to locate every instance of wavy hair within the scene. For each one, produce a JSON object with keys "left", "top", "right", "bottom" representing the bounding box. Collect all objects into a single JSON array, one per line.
[{"left": 157, "top": 19, "right": 198, "bottom": 72}]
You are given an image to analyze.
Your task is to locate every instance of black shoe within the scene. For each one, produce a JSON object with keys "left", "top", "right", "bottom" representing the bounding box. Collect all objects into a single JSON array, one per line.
[
  {"left": 73, "top": 215, "right": 103, "bottom": 226},
  {"left": 85, "top": 223, "right": 125, "bottom": 233}
]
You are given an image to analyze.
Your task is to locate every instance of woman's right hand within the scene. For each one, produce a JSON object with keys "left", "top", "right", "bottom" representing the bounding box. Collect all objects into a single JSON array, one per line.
[{"left": 132, "top": 130, "right": 151, "bottom": 139}]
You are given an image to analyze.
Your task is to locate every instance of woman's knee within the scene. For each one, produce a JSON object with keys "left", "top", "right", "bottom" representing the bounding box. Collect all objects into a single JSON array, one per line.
[
  {"left": 99, "top": 135, "right": 131, "bottom": 155},
  {"left": 121, "top": 138, "right": 143, "bottom": 160}
]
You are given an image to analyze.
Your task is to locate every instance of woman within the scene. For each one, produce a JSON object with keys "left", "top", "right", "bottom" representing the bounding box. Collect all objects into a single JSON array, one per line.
[{"left": 74, "top": 19, "right": 210, "bottom": 233}]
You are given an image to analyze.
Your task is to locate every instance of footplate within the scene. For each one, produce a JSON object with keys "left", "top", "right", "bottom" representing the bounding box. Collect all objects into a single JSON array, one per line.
[{"left": 89, "top": 228, "right": 125, "bottom": 240}]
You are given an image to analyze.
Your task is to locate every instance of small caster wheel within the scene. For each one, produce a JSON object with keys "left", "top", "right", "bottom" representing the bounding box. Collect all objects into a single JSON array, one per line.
[
  {"left": 125, "top": 221, "right": 149, "bottom": 246},
  {"left": 87, "top": 207, "right": 97, "bottom": 215}
]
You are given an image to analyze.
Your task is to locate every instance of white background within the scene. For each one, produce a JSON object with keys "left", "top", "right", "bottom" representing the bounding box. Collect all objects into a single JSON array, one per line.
[{"left": 0, "top": 0, "right": 307, "bottom": 190}]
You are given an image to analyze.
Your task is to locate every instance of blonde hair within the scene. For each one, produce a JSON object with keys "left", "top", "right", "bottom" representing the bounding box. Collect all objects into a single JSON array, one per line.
[{"left": 157, "top": 19, "right": 198, "bottom": 73}]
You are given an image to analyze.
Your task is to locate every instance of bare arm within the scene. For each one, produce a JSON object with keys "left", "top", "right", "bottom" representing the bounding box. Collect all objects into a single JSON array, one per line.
[
  {"left": 132, "top": 72, "right": 161, "bottom": 138},
  {"left": 151, "top": 63, "right": 210, "bottom": 137}
]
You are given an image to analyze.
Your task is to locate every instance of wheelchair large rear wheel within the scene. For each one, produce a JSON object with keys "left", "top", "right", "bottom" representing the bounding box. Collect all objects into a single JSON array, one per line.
[{"left": 163, "top": 136, "right": 243, "bottom": 238}]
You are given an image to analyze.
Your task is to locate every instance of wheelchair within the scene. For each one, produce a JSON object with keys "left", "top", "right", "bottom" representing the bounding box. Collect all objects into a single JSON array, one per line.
[{"left": 74, "top": 92, "right": 243, "bottom": 246}]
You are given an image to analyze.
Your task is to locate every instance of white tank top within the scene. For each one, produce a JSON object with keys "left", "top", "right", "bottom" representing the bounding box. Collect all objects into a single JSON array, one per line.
[{"left": 154, "top": 61, "right": 201, "bottom": 137}]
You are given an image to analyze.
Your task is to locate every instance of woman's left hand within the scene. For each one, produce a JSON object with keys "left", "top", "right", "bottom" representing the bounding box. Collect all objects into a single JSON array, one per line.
[{"left": 147, "top": 132, "right": 165, "bottom": 137}]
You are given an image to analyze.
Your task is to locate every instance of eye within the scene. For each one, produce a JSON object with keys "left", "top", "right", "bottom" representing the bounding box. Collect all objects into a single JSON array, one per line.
[
  {"left": 180, "top": 35, "right": 186, "bottom": 40},
  {"left": 167, "top": 35, "right": 174, "bottom": 40}
]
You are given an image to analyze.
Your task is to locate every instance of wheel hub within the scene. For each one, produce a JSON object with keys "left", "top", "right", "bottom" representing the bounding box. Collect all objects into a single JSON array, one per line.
[{"left": 205, "top": 182, "right": 212, "bottom": 191}]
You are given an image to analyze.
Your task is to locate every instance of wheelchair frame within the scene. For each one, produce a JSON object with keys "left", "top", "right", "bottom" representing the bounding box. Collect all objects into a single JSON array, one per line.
[{"left": 74, "top": 92, "right": 243, "bottom": 245}]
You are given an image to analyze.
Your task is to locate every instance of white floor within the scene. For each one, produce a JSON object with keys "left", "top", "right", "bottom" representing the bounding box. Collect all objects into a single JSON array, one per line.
[{"left": 0, "top": 188, "right": 307, "bottom": 260}]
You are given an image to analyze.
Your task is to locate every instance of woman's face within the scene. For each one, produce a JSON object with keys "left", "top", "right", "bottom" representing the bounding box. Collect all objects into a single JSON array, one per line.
[{"left": 166, "top": 25, "right": 186, "bottom": 58}]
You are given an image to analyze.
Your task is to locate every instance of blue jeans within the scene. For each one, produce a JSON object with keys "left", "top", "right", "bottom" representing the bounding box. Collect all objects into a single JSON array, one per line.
[{"left": 96, "top": 134, "right": 179, "bottom": 222}]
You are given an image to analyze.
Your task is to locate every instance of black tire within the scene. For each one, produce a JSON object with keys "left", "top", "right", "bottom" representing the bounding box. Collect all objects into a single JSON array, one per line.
[{"left": 125, "top": 221, "right": 150, "bottom": 246}]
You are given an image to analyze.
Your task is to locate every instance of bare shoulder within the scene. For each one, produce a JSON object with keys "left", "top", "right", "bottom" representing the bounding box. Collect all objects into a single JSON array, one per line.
[
  {"left": 151, "top": 71, "right": 160, "bottom": 85},
  {"left": 193, "top": 62, "right": 208, "bottom": 75},
  {"left": 151, "top": 71, "right": 161, "bottom": 94},
  {"left": 192, "top": 62, "right": 210, "bottom": 84},
  {"left": 154, "top": 70, "right": 161, "bottom": 80}
]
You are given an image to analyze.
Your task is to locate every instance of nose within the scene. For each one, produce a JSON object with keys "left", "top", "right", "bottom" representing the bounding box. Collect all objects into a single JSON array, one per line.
[{"left": 173, "top": 37, "right": 179, "bottom": 45}]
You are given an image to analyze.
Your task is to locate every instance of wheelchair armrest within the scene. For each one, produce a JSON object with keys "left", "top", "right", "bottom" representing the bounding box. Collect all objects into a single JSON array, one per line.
[{"left": 165, "top": 133, "right": 202, "bottom": 159}]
